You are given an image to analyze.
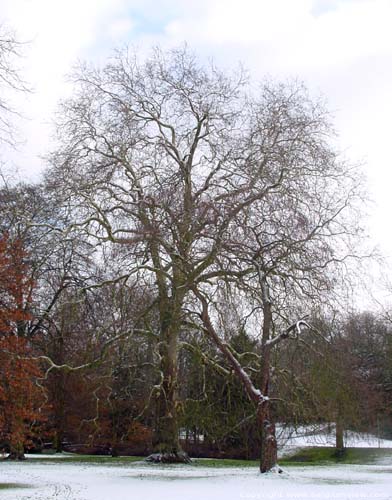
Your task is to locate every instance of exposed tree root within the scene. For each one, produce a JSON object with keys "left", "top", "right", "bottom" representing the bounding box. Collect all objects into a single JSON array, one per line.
[
  {"left": 5, "top": 452, "right": 26, "bottom": 460},
  {"left": 145, "top": 451, "right": 192, "bottom": 464}
]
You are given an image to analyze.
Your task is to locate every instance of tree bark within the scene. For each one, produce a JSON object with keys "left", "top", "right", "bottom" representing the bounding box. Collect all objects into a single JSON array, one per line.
[
  {"left": 150, "top": 288, "right": 190, "bottom": 462},
  {"left": 50, "top": 332, "right": 66, "bottom": 453},
  {"left": 257, "top": 401, "right": 278, "bottom": 473},
  {"left": 153, "top": 321, "right": 180, "bottom": 454},
  {"left": 6, "top": 442, "right": 25, "bottom": 460},
  {"left": 258, "top": 277, "right": 278, "bottom": 473},
  {"left": 335, "top": 411, "right": 345, "bottom": 453},
  {"left": 53, "top": 371, "right": 66, "bottom": 453}
]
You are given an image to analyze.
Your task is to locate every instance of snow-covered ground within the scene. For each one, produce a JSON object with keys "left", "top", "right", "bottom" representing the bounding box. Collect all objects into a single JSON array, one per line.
[
  {"left": 2, "top": 429, "right": 392, "bottom": 500},
  {"left": 2, "top": 455, "right": 392, "bottom": 500},
  {"left": 277, "top": 424, "right": 392, "bottom": 449}
]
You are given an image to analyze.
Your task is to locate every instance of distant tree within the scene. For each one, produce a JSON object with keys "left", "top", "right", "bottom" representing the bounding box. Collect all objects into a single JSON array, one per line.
[
  {"left": 0, "top": 179, "right": 105, "bottom": 453},
  {"left": 0, "top": 336, "right": 46, "bottom": 459},
  {"left": 344, "top": 312, "right": 392, "bottom": 437},
  {"left": 275, "top": 311, "right": 386, "bottom": 454},
  {"left": 0, "top": 233, "right": 46, "bottom": 459},
  {"left": 0, "top": 233, "right": 33, "bottom": 335}
]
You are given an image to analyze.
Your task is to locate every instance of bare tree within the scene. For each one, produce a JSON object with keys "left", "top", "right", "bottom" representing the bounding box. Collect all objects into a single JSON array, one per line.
[
  {"left": 0, "top": 24, "right": 28, "bottom": 146},
  {"left": 47, "top": 46, "right": 365, "bottom": 467}
]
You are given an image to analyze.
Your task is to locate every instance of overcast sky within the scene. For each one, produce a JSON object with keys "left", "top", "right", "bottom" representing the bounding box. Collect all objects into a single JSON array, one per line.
[{"left": 2, "top": 0, "right": 392, "bottom": 264}]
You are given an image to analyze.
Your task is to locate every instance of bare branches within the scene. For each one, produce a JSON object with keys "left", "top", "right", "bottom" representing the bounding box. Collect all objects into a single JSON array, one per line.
[
  {"left": 265, "top": 317, "right": 311, "bottom": 349},
  {"left": 0, "top": 25, "right": 29, "bottom": 146},
  {"left": 191, "top": 285, "right": 268, "bottom": 406}
]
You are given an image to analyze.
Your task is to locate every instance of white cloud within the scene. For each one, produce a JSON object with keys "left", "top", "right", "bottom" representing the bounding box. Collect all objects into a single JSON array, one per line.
[
  {"left": 169, "top": 0, "right": 312, "bottom": 44},
  {"left": 1, "top": 0, "right": 133, "bottom": 176},
  {"left": 107, "top": 18, "right": 135, "bottom": 41}
]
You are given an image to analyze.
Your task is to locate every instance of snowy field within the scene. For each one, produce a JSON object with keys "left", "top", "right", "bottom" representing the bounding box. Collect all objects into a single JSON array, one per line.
[
  {"left": 2, "top": 454, "right": 392, "bottom": 500},
  {"left": 278, "top": 425, "right": 392, "bottom": 449}
]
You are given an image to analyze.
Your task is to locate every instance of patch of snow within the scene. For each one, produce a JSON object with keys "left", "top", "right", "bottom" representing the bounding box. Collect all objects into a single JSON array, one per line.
[{"left": 25, "top": 452, "right": 75, "bottom": 459}]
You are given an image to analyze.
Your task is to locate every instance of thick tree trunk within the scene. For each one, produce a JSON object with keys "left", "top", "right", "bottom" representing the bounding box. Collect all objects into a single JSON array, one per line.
[
  {"left": 149, "top": 297, "right": 190, "bottom": 463},
  {"left": 53, "top": 433, "right": 63, "bottom": 454},
  {"left": 258, "top": 353, "right": 278, "bottom": 473},
  {"left": 258, "top": 401, "right": 278, "bottom": 473},
  {"left": 6, "top": 442, "right": 25, "bottom": 460},
  {"left": 258, "top": 279, "right": 278, "bottom": 473},
  {"left": 110, "top": 444, "right": 119, "bottom": 457},
  {"left": 147, "top": 241, "right": 191, "bottom": 462},
  {"left": 153, "top": 321, "right": 180, "bottom": 453}
]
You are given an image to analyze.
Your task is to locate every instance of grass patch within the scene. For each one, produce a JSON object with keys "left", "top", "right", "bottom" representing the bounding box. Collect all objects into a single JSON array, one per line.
[
  {"left": 27, "top": 454, "right": 257, "bottom": 468},
  {"left": 25, "top": 448, "right": 392, "bottom": 468},
  {"left": 192, "top": 458, "right": 258, "bottom": 468},
  {"left": 28, "top": 454, "right": 144, "bottom": 465},
  {"left": 0, "top": 483, "right": 30, "bottom": 490},
  {"left": 27, "top": 454, "right": 258, "bottom": 468},
  {"left": 280, "top": 447, "right": 392, "bottom": 466}
]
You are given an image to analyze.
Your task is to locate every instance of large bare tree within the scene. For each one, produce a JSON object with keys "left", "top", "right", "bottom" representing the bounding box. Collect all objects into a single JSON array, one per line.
[{"left": 48, "top": 46, "right": 364, "bottom": 467}]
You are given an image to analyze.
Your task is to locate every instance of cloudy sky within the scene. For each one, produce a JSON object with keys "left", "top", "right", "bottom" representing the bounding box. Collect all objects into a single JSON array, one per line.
[{"left": 2, "top": 0, "right": 392, "bottom": 260}]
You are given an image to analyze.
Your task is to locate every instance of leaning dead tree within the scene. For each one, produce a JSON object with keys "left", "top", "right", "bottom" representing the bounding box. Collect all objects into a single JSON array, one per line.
[
  {"left": 192, "top": 285, "right": 311, "bottom": 472},
  {"left": 47, "top": 45, "right": 364, "bottom": 467}
]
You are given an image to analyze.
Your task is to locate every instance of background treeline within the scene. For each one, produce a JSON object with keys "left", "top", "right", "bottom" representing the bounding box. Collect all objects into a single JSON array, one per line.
[{"left": 0, "top": 193, "right": 391, "bottom": 459}]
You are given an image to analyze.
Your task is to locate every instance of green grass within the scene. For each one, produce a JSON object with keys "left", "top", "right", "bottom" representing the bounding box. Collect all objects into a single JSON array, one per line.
[
  {"left": 25, "top": 447, "right": 392, "bottom": 468},
  {"left": 195, "top": 449, "right": 391, "bottom": 468},
  {"left": 0, "top": 483, "right": 30, "bottom": 490},
  {"left": 192, "top": 458, "right": 258, "bottom": 468},
  {"left": 37, "top": 454, "right": 256, "bottom": 468},
  {"left": 280, "top": 447, "right": 392, "bottom": 466},
  {"left": 193, "top": 448, "right": 392, "bottom": 468},
  {"left": 27, "top": 454, "right": 144, "bottom": 465}
]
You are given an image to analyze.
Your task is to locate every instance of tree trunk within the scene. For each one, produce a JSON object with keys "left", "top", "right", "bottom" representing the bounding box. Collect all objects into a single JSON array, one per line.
[
  {"left": 258, "top": 401, "right": 278, "bottom": 473},
  {"left": 53, "top": 433, "right": 63, "bottom": 454},
  {"left": 335, "top": 412, "right": 345, "bottom": 454},
  {"left": 259, "top": 278, "right": 278, "bottom": 473},
  {"left": 147, "top": 241, "right": 192, "bottom": 463},
  {"left": 149, "top": 300, "right": 190, "bottom": 463},
  {"left": 258, "top": 349, "right": 278, "bottom": 473},
  {"left": 6, "top": 442, "right": 25, "bottom": 460},
  {"left": 53, "top": 372, "right": 66, "bottom": 453},
  {"left": 51, "top": 335, "right": 66, "bottom": 453},
  {"left": 153, "top": 320, "right": 180, "bottom": 451},
  {"left": 111, "top": 444, "right": 119, "bottom": 457}
]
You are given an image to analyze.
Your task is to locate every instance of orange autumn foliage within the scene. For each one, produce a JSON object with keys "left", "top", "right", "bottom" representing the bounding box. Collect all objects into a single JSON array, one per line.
[
  {"left": 0, "top": 232, "right": 33, "bottom": 335},
  {"left": 0, "top": 336, "right": 46, "bottom": 455},
  {"left": 0, "top": 233, "right": 46, "bottom": 457}
]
